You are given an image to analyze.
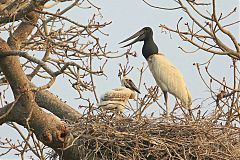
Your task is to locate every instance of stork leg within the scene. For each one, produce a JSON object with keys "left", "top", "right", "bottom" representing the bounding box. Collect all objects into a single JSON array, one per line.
[{"left": 163, "top": 91, "right": 170, "bottom": 117}]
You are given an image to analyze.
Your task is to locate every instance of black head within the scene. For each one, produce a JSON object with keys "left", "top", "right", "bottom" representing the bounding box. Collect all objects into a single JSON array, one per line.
[
  {"left": 141, "top": 27, "right": 154, "bottom": 40},
  {"left": 120, "top": 27, "right": 158, "bottom": 60},
  {"left": 121, "top": 76, "right": 141, "bottom": 94}
]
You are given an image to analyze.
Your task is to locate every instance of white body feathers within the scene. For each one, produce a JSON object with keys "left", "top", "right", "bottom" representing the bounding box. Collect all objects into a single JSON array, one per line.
[
  {"left": 148, "top": 54, "right": 192, "bottom": 109},
  {"left": 98, "top": 87, "right": 136, "bottom": 113}
]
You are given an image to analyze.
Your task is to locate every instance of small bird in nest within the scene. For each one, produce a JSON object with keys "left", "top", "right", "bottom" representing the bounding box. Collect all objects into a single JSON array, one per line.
[{"left": 97, "top": 76, "right": 140, "bottom": 115}]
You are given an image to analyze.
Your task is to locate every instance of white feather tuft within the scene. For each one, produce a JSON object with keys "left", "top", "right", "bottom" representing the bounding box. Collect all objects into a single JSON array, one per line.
[{"left": 148, "top": 54, "right": 192, "bottom": 110}]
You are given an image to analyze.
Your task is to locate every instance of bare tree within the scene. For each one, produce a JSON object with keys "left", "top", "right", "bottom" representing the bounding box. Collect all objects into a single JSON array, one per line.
[
  {"left": 0, "top": 0, "right": 116, "bottom": 159},
  {"left": 0, "top": 0, "right": 239, "bottom": 159}
]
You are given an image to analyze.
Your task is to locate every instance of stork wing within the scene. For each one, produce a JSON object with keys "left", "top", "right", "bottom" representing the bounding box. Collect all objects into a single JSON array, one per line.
[{"left": 148, "top": 54, "right": 192, "bottom": 107}]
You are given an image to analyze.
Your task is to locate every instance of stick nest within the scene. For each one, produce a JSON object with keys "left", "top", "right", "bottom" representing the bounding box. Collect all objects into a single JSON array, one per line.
[{"left": 69, "top": 115, "right": 240, "bottom": 160}]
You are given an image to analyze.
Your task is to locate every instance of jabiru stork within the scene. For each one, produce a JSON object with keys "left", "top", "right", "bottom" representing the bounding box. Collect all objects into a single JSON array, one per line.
[
  {"left": 120, "top": 27, "right": 192, "bottom": 116},
  {"left": 98, "top": 76, "right": 140, "bottom": 114}
]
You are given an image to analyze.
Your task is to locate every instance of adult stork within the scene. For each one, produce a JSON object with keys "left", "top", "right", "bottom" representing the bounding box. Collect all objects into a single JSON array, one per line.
[
  {"left": 98, "top": 76, "right": 140, "bottom": 114},
  {"left": 120, "top": 27, "right": 192, "bottom": 116}
]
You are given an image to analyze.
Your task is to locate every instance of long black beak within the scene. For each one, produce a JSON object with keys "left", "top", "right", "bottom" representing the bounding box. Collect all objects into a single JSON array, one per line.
[
  {"left": 119, "top": 30, "right": 145, "bottom": 48},
  {"left": 125, "top": 79, "right": 141, "bottom": 94},
  {"left": 131, "top": 84, "right": 141, "bottom": 94}
]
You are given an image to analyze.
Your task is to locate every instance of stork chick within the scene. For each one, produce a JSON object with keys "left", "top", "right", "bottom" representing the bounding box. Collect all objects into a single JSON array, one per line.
[
  {"left": 98, "top": 76, "right": 140, "bottom": 114},
  {"left": 120, "top": 27, "right": 192, "bottom": 117}
]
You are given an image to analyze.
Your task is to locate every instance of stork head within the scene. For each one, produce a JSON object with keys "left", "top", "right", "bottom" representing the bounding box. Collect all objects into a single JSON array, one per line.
[
  {"left": 119, "top": 27, "right": 154, "bottom": 47},
  {"left": 121, "top": 76, "right": 141, "bottom": 94},
  {"left": 119, "top": 27, "right": 158, "bottom": 60}
]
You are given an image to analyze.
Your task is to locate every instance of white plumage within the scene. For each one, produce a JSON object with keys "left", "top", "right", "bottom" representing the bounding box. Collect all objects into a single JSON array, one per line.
[
  {"left": 148, "top": 54, "right": 192, "bottom": 109},
  {"left": 98, "top": 77, "right": 140, "bottom": 114}
]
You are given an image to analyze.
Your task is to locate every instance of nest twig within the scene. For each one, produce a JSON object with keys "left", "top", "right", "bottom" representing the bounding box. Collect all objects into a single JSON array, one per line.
[{"left": 68, "top": 114, "right": 240, "bottom": 160}]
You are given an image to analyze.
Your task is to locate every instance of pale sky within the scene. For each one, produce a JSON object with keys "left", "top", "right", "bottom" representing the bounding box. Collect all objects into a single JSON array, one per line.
[
  {"left": 0, "top": 0, "right": 239, "bottom": 159},
  {"left": 52, "top": 0, "right": 239, "bottom": 113}
]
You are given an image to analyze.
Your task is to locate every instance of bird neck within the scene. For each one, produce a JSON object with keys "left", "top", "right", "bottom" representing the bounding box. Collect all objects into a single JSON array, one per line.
[{"left": 142, "top": 38, "right": 158, "bottom": 60}]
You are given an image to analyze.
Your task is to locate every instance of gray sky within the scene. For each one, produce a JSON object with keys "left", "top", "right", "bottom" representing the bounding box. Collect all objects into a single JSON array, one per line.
[
  {"left": 0, "top": 0, "right": 239, "bottom": 159},
  {"left": 53, "top": 0, "right": 239, "bottom": 113}
]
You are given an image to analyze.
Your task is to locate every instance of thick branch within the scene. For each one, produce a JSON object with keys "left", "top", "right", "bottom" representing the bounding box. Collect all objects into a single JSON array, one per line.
[
  {"left": 0, "top": 5, "right": 79, "bottom": 158},
  {"left": 35, "top": 89, "right": 82, "bottom": 121},
  {"left": 0, "top": 7, "right": 82, "bottom": 121},
  {"left": 0, "top": 0, "right": 48, "bottom": 24},
  {"left": 0, "top": 94, "right": 72, "bottom": 149}
]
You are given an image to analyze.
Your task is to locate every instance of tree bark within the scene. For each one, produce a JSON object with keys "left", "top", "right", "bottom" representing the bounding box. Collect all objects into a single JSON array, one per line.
[{"left": 0, "top": 2, "right": 82, "bottom": 159}]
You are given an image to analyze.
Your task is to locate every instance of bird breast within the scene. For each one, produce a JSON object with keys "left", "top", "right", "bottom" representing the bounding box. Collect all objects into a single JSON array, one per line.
[
  {"left": 147, "top": 54, "right": 192, "bottom": 108},
  {"left": 98, "top": 87, "right": 136, "bottom": 112}
]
